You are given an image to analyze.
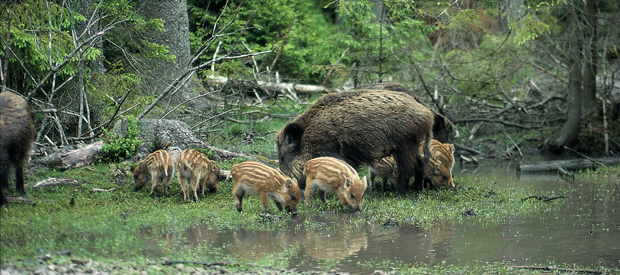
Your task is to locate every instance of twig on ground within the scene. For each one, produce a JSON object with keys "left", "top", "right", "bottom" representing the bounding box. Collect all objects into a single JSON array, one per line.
[{"left": 521, "top": 195, "right": 565, "bottom": 202}]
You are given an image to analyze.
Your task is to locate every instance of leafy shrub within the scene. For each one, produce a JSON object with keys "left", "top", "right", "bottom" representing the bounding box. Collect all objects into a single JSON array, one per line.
[{"left": 101, "top": 116, "right": 142, "bottom": 162}]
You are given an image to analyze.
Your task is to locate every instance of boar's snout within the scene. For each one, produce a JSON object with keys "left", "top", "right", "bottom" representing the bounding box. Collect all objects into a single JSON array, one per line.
[{"left": 286, "top": 205, "right": 298, "bottom": 216}]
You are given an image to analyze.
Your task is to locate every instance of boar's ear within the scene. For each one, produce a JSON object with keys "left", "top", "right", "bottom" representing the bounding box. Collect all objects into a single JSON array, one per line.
[
  {"left": 281, "top": 123, "right": 303, "bottom": 152},
  {"left": 433, "top": 161, "right": 442, "bottom": 175},
  {"left": 344, "top": 178, "right": 352, "bottom": 189},
  {"left": 285, "top": 179, "right": 293, "bottom": 189}
]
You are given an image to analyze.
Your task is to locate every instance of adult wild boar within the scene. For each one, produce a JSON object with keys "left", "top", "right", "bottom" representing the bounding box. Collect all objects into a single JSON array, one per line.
[
  {"left": 0, "top": 91, "right": 35, "bottom": 206},
  {"left": 354, "top": 83, "right": 454, "bottom": 143},
  {"left": 276, "top": 90, "right": 434, "bottom": 196}
]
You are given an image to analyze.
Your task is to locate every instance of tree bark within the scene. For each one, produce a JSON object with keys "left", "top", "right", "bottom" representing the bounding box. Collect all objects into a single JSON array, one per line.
[
  {"left": 545, "top": 2, "right": 583, "bottom": 151},
  {"left": 138, "top": 0, "right": 200, "bottom": 107}
]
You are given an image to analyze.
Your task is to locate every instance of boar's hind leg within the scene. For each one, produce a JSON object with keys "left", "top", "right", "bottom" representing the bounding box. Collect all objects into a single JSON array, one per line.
[
  {"left": 179, "top": 175, "right": 189, "bottom": 202},
  {"left": 318, "top": 189, "right": 330, "bottom": 208},
  {"left": 191, "top": 178, "right": 200, "bottom": 202},
  {"left": 233, "top": 186, "right": 245, "bottom": 212},
  {"left": 149, "top": 172, "right": 159, "bottom": 197},
  {"left": 0, "top": 187, "right": 7, "bottom": 206},
  {"left": 162, "top": 174, "right": 172, "bottom": 196},
  {"left": 15, "top": 167, "right": 26, "bottom": 195}
]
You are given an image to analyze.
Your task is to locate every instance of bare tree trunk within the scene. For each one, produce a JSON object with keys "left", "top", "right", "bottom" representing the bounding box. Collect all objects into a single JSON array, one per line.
[{"left": 582, "top": 0, "right": 599, "bottom": 115}]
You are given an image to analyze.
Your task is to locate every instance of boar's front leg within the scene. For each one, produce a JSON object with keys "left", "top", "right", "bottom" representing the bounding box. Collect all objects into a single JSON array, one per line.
[
  {"left": 15, "top": 167, "right": 26, "bottom": 195},
  {"left": 274, "top": 200, "right": 284, "bottom": 212},
  {"left": 335, "top": 190, "right": 349, "bottom": 209},
  {"left": 259, "top": 191, "right": 270, "bottom": 213},
  {"left": 317, "top": 189, "right": 330, "bottom": 208}
]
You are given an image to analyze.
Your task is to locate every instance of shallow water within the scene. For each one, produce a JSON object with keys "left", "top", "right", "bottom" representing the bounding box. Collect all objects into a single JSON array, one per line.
[{"left": 140, "top": 158, "right": 620, "bottom": 272}]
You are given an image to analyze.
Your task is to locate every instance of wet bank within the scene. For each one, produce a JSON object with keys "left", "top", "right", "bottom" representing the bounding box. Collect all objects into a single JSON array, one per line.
[{"left": 1, "top": 159, "right": 618, "bottom": 274}]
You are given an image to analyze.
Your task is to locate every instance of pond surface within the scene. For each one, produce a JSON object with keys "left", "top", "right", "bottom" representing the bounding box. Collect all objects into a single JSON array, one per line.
[{"left": 143, "top": 158, "right": 620, "bottom": 273}]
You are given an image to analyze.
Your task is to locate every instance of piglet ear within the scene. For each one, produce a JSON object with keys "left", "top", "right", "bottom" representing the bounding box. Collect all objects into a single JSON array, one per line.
[
  {"left": 449, "top": 144, "right": 456, "bottom": 154},
  {"left": 344, "top": 178, "right": 352, "bottom": 189},
  {"left": 434, "top": 163, "right": 441, "bottom": 175},
  {"left": 285, "top": 179, "right": 292, "bottom": 189},
  {"left": 361, "top": 176, "right": 367, "bottom": 188},
  {"left": 210, "top": 161, "right": 216, "bottom": 173}
]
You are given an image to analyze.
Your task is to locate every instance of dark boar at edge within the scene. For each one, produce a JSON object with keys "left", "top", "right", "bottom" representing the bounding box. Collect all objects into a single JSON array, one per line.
[
  {"left": 275, "top": 90, "right": 434, "bottom": 196},
  {"left": 0, "top": 91, "right": 35, "bottom": 206}
]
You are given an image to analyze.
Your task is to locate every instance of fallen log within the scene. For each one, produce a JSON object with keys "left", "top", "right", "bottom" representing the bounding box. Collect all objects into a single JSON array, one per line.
[
  {"left": 60, "top": 141, "right": 104, "bottom": 171},
  {"left": 516, "top": 157, "right": 620, "bottom": 173}
]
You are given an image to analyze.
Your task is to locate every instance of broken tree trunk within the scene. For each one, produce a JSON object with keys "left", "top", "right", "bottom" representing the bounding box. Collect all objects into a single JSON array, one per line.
[
  {"left": 516, "top": 157, "right": 620, "bottom": 173},
  {"left": 60, "top": 141, "right": 104, "bottom": 170}
]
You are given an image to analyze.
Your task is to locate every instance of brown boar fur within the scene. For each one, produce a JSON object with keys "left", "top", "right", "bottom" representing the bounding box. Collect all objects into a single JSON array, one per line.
[
  {"left": 369, "top": 156, "right": 399, "bottom": 192},
  {"left": 0, "top": 91, "right": 35, "bottom": 206},
  {"left": 304, "top": 157, "right": 368, "bottom": 212},
  {"left": 276, "top": 89, "right": 434, "bottom": 196},
  {"left": 355, "top": 83, "right": 455, "bottom": 143},
  {"left": 133, "top": 149, "right": 175, "bottom": 197},
  {"left": 176, "top": 149, "right": 219, "bottom": 202},
  {"left": 228, "top": 161, "right": 301, "bottom": 214}
]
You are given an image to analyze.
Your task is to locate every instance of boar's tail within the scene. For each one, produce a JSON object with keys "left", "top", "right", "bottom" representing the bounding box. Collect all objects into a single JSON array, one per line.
[{"left": 225, "top": 172, "right": 233, "bottom": 182}]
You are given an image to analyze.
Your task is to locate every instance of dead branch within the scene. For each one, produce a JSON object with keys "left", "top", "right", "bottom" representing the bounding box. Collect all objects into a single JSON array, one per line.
[
  {"left": 31, "top": 178, "right": 80, "bottom": 189},
  {"left": 521, "top": 195, "right": 565, "bottom": 202},
  {"left": 563, "top": 146, "right": 607, "bottom": 168},
  {"left": 91, "top": 188, "right": 118, "bottom": 192},
  {"left": 6, "top": 197, "right": 56, "bottom": 203},
  {"left": 268, "top": 18, "right": 296, "bottom": 74}
]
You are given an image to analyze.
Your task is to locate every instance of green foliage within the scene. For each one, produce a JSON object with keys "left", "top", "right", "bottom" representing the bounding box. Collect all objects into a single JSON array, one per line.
[
  {"left": 195, "top": 148, "right": 215, "bottom": 159},
  {"left": 188, "top": 0, "right": 338, "bottom": 83},
  {"left": 101, "top": 116, "right": 141, "bottom": 162},
  {"left": 0, "top": 0, "right": 98, "bottom": 90}
]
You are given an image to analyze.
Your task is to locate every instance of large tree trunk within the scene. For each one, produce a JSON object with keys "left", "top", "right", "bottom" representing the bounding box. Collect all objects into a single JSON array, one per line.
[
  {"left": 138, "top": 0, "right": 202, "bottom": 108},
  {"left": 545, "top": 2, "right": 583, "bottom": 152}
]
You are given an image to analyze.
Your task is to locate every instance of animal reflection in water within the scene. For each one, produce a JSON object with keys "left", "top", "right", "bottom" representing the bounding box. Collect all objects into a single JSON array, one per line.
[
  {"left": 227, "top": 226, "right": 367, "bottom": 261},
  {"left": 303, "top": 228, "right": 368, "bottom": 260},
  {"left": 228, "top": 229, "right": 302, "bottom": 259}
]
